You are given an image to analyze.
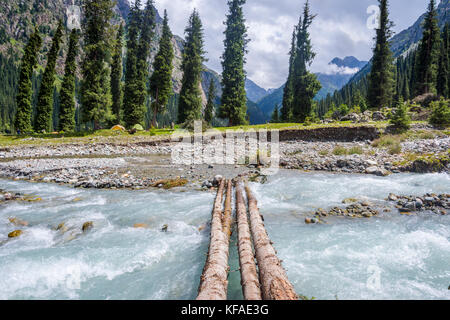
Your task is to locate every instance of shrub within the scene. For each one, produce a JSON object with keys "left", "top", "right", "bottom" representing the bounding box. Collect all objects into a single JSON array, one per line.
[
  {"left": 429, "top": 99, "right": 450, "bottom": 127},
  {"left": 390, "top": 102, "right": 411, "bottom": 132},
  {"left": 388, "top": 143, "right": 402, "bottom": 155},
  {"left": 333, "top": 146, "right": 347, "bottom": 156},
  {"left": 348, "top": 146, "right": 364, "bottom": 155}
]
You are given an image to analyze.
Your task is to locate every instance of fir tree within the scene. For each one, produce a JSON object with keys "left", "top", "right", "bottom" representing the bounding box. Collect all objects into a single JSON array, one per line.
[
  {"left": 14, "top": 28, "right": 42, "bottom": 133},
  {"left": 178, "top": 10, "right": 206, "bottom": 124},
  {"left": 111, "top": 24, "right": 124, "bottom": 124},
  {"left": 149, "top": 10, "right": 174, "bottom": 128},
  {"left": 34, "top": 21, "right": 63, "bottom": 133},
  {"left": 291, "top": 1, "right": 321, "bottom": 122},
  {"left": 281, "top": 28, "right": 297, "bottom": 122},
  {"left": 80, "top": 0, "right": 115, "bottom": 129},
  {"left": 271, "top": 105, "right": 280, "bottom": 123},
  {"left": 390, "top": 98, "right": 411, "bottom": 132},
  {"left": 219, "top": 0, "right": 249, "bottom": 126},
  {"left": 123, "top": 0, "right": 142, "bottom": 128},
  {"left": 59, "top": 29, "right": 80, "bottom": 132},
  {"left": 437, "top": 24, "right": 449, "bottom": 98},
  {"left": 204, "top": 80, "right": 216, "bottom": 125},
  {"left": 414, "top": 0, "right": 441, "bottom": 95},
  {"left": 367, "top": 0, "right": 395, "bottom": 109}
]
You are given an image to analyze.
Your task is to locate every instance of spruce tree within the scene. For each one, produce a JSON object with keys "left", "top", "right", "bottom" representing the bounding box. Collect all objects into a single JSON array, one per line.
[
  {"left": 123, "top": 0, "right": 142, "bottom": 128},
  {"left": 149, "top": 10, "right": 174, "bottom": 128},
  {"left": 437, "top": 24, "right": 449, "bottom": 98},
  {"left": 178, "top": 10, "right": 206, "bottom": 124},
  {"left": 14, "top": 28, "right": 42, "bottom": 133},
  {"left": 271, "top": 105, "right": 280, "bottom": 123},
  {"left": 281, "top": 28, "right": 297, "bottom": 122},
  {"left": 367, "top": 0, "right": 395, "bottom": 109},
  {"left": 204, "top": 80, "right": 216, "bottom": 125},
  {"left": 59, "top": 29, "right": 79, "bottom": 132},
  {"left": 291, "top": 1, "right": 321, "bottom": 122},
  {"left": 34, "top": 21, "right": 63, "bottom": 133},
  {"left": 219, "top": 0, "right": 249, "bottom": 126},
  {"left": 414, "top": 0, "right": 441, "bottom": 96},
  {"left": 111, "top": 24, "right": 124, "bottom": 124},
  {"left": 80, "top": 0, "right": 115, "bottom": 129}
]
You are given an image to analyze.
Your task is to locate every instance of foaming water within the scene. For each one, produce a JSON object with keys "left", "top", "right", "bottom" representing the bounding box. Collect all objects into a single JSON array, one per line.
[{"left": 0, "top": 172, "right": 449, "bottom": 300}]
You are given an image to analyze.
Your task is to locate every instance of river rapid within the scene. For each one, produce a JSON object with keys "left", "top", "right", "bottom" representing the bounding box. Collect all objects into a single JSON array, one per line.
[{"left": 0, "top": 172, "right": 449, "bottom": 300}]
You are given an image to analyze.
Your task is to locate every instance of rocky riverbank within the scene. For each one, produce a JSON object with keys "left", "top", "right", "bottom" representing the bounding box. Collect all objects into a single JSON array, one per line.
[
  {"left": 304, "top": 193, "right": 449, "bottom": 224},
  {"left": 0, "top": 127, "right": 448, "bottom": 190}
]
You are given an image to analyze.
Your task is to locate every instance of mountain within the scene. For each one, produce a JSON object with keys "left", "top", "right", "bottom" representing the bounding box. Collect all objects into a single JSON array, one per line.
[
  {"left": 245, "top": 79, "right": 270, "bottom": 103},
  {"left": 253, "top": 56, "right": 368, "bottom": 123}
]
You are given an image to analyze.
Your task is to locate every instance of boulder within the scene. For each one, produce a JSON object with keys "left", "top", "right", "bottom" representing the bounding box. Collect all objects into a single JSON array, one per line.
[
  {"left": 365, "top": 166, "right": 390, "bottom": 176},
  {"left": 372, "top": 112, "right": 386, "bottom": 121}
]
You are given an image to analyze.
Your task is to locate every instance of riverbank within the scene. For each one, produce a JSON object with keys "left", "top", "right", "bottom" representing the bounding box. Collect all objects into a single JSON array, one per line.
[{"left": 0, "top": 123, "right": 448, "bottom": 190}]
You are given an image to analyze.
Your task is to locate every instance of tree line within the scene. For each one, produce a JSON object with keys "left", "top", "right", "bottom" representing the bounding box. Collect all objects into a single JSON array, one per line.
[
  {"left": 12, "top": 0, "right": 250, "bottom": 134},
  {"left": 315, "top": 0, "right": 449, "bottom": 120}
]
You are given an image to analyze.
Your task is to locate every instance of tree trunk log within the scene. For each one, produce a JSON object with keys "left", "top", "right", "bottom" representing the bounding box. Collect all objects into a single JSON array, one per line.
[
  {"left": 223, "top": 179, "right": 233, "bottom": 237},
  {"left": 197, "top": 179, "right": 230, "bottom": 300},
  {"left": 245, "top": 182, "right": 298, "bottom": 300},
  {"left": 235, "top": 181, "right": 262, "bottom": 300}
]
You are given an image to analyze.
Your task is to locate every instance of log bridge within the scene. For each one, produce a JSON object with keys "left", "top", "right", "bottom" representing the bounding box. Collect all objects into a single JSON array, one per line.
[{"left": 196, "top": 178, "right": 298, "bottom": 300}]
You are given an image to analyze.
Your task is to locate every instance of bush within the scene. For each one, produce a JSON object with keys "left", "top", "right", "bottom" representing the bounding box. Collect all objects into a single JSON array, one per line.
[
  {"left": 388, "top": 143, "right": 402, "bottom": 155},
  {"left": 390, "top": 102, "right": 411, "bottom": 132},
  {"left": 429, "top": 99, "right": 450, "bottom": 127},
  {"left": 332, "top": 146, "right": 348, "bottom": 156},
  {"left": 348, "top": 146, "right": 364, "bottom": 155}
]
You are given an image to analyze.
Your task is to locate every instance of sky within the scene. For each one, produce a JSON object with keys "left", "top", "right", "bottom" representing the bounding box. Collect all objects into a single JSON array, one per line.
[{"left": 151, "top": 0, "right": 432, "bottom": 89}]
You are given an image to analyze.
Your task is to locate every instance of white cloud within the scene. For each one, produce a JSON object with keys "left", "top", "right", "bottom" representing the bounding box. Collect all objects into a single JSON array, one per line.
[{"left": 150, "top": 0, "right": 428, "bottom": 89}]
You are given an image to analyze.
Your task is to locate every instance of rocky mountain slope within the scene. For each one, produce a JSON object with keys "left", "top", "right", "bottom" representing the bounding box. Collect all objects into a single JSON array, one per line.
[{"left": 255, "top": 56, "right": 368, "bottom": 122}]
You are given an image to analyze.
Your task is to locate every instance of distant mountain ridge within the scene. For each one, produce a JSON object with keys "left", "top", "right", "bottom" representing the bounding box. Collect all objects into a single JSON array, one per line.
[{"left": 254, "top": 56, "right": 368, "bottom": 123}]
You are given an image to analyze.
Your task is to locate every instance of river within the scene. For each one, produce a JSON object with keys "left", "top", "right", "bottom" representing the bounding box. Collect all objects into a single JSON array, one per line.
[{"left": 0, "top": 172, "right": 449, "bottom": 300}]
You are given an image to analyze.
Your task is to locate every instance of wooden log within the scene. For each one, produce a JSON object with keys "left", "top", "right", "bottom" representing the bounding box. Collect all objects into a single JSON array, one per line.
[
  {"left": 235, "top": 181, "right": 262, "bottom": 300},
  {"left": 245, "top": 182, "right": 298, "bottom": 300},
  {"left": 222, "top": 179, "right": 233, "bottom": 237},
  {"left": 197, "top": 179, "right": 229, "bottom": 300}
]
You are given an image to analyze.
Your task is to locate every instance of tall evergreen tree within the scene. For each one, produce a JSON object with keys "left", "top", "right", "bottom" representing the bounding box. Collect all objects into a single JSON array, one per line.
[
  {"left": 149, "top": 10, "right": 174, "bottom": 128},
  {"left": 271, "top": 105, "right": 280, "bottom": 123},
  {"left": 291, "top": 1, "right": 321, "bottom": 122},
  {"left": 111, "top": 24, "right": 124, "bottom": 124},
  {"left": 34, "top": 21, "right": 63, "bottom": 133},
  {"left": 437, "top": 23, "right": 449, "bottom": 98},
  {"left": 204, "top": 80, "right": 216, "bottom": 125},
  {"left": 281, "top": 28, "right": 297, "bottom": 122},
  {"left": 14, "top": 28, "right": 42, "bottom": 133},
  {"left": 219, "top": 0, "right": 249, "bottom": 126},
  {"left": 367, "top": 0, "right": 395, "bottom": 109},
  {"left": 178, "top": 10, "right": 206, "bottom": 124},
  {"left": 59, "top": 29, "right": 80, "bottom": 132},
  {"left": 414, "top": 0, "right": 441, "bottom": 95},
  {"left": 123, "top": 0, "right": 142, "bottom": 128},
  {"left": 80, "top": 0, "right": 115, "bottom": 129}
]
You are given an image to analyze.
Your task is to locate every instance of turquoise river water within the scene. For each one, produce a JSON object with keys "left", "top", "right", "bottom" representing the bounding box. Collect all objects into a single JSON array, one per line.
[{"left": 0, "top": 172, "right": 449, "bottom": 300}]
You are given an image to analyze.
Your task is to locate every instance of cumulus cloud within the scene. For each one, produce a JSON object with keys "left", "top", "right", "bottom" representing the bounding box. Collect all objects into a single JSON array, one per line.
[{"left": 149, "top": 0, "right": 429, "bottom": 89}]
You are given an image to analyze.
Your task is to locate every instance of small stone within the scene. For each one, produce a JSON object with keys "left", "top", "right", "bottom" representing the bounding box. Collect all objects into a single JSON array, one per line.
[
  {"left": 9, "top": 217, "right": 28, "bottom": 226},
  {"left": 342, "top": 198, "right": 358, "bottom": 204},
  {"left": 56, "top": 222, "right": 68, "bottom": 233},
  {"left": 8, "top": 230, "right": 23, "bottom": 238},
  {"left": 388, "top": 193, "right": 398, "bottom": 201},
  {"left": 133, "top": 223, "right": 149, "bottom": 229},
  {"left": 161, "top": 224, "right": 169, "bottom": 232},
  {"left": 82, "top": 221, "right": 94, "bottom": 233}
]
